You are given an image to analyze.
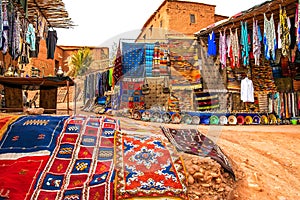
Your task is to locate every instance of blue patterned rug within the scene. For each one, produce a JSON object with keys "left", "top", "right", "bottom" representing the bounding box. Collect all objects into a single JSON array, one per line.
[{"left": 0, "top": 115, "right": 69, "bottom": 154}]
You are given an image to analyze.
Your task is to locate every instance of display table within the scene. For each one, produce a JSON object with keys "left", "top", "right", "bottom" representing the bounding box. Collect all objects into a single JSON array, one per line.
[{"left": 0, "top": 76, "right": 74, "bottom": 114}]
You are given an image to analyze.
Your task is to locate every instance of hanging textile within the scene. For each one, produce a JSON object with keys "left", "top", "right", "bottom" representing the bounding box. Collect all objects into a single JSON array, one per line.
[
  {"left": 2, "top": 2, "right": 8, "bottom": 54},
  {"left": 274, "top": 92, "right": 281, "bottom": 117},
  {"left": 296, "top": 2, "right": 300, "bottom": 50},
  {"left": 0, "top": 0, "right": 3, "bottom": 50},
  {"left": 29, "top": 36, "right": 41, "bottom": 58},
  {"left": 240, "top": 21, "right": 250, "bottom": 66},
  {"left": 122, "top": 42, "right": 145, "bottom": 77},
  {"left": 207, "top": 31, "right": 217, "bottom": 57},
  {"left": 219, "top": 30, "right": 227, "bottom": 69},
  {"left": 112, "top": 42, "right": 123, "bottom": 84},
  {"left": 258, "top": 93, "right": 268, "bottom": 112},
  {"left": 108, "top": 68, "right": 113, "bottom": 87},
  {"left": 253, "top": 18, "right": 262, "bottom": 66},
  {"left": 230, "top": 28, "right": 240, "bottom": 68},
  {"left": 241, "top": 77, "right": 254, "bottom": 102},
  {"left": 279, "top": 6, "right": 291, "bottom": 58},
  {"left": 264, "top": 13, "right": 277, "bottom": 60},
  {"left": 46, "top": 30, "right": 57, "bottom": 59},
  {"left": 145, "top": 43, "right": 154, "bottom": 76},
  {"left": 13, "top": 13, "right": 21, "bottom": 60},
  {"left": 98, "top": 72, "right": 104, "bottom": 97}
]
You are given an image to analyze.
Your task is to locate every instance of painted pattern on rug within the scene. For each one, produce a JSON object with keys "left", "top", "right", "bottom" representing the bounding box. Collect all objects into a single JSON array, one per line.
[
  {"left": 114, "top": 131, "right": 188, "bottom": 200},
  {"left": 32, "top": 115, "right": 118, "bottom": 200}
]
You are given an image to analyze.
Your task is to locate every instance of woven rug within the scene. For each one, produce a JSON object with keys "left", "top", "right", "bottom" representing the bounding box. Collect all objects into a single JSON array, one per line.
[
  {"left": 0, "top": 115, "right": 19, "bottom": 141},
  {"left": 0, "top": 115, "right": 68, "bottom": 154},
  {"left": 32, "top": 115, "right": 118, "bottom": 200},
  {"left": 0, "top": 155, "right": 49, "bottom": 200},
  {"left": 161, "top": 127, "right": 235, "bottom": 179},
  {"left": 114, "top": 131, "right": 188, "bottom": 200}
]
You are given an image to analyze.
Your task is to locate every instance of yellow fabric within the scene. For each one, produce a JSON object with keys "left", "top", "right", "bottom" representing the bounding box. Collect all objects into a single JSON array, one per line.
[{"left": 0, "top": 114, "right": 20, "bottom": 141}]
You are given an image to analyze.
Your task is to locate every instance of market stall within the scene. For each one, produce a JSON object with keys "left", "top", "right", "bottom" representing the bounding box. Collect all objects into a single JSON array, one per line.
[
  {"left": 194, "top": 0, "right": 300, "bottom": 124},
  {"left": 0, "top": 76, "right": 74, "bottom": 114}
]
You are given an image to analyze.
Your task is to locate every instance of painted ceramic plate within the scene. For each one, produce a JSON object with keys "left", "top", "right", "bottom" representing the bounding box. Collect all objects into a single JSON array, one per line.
[
  {"left": 151, "top": 112, "right": 162, "bottom": 123},
  {"left": 171, "top": 113, "right": 181, "bottom": 124},
  {"left": 236, "top": 115, "right": 245, "bottom": 125},
  {"left": 162, "top": 112, "right": 172, "bottom": 123},
  {"left": 141, "top": 110, "right": 151, "bottom": 121},
  {"left": 252, "top": 115, "right": 260, "bottom": 124},
  {"left": 219, "top": 115, "right": 228, "bottom": 125},
  {"left": 209, "top": 115, "right": 219, "bottom": 125},
  {"left": 228, "top": 115, "right": 237, "bottom": 125},
  {"left": 268, "top": 114, "right": 277, "bottom": 124},
  {"left": 182, "top": 114, "right": 192, "bottom": 124},
  {"left": 244, "top": 116, "right": 253, "bottom": 125},
  {"left": 201, "top": 117, "right": 210, "bottom": 125},
  {"left": 133, "top": 110, "right": 142, "bottom": 120},
  {"left": 260, "top": 115, "right": 269, "bottom": 125},
  {"left": 191, "top": 116, "right": 201, "bottom": 125}
]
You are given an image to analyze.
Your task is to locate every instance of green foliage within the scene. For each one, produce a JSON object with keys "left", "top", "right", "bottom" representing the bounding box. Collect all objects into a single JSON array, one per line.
[{"left": 71, "top": 47, "right": 94, "bottom": 77}]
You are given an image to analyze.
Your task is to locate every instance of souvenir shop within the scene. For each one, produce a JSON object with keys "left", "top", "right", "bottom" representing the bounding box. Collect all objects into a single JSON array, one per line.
[
  {"left": 0, "top": 0, "right": 73, "bottom": 113},
  {"left": 192, "top": 0, "right": 300, "bottom": 125},
  {"left": 111, "top": 0, "right": 300, "bottom": 125},
  {"left": 109, "top": 38, "right": 212, "bottom": 123}
]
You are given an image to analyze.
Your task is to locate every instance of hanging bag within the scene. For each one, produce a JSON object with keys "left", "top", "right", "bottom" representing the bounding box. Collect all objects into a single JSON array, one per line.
[
  {"left": 141, "top": 78, "right": 150, "bottom": 95},
  {"left": 163, "top": 76, "right": 170, "bottom": 94}
]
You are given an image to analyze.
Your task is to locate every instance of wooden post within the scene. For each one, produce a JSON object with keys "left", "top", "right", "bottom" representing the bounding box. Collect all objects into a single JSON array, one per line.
[{"left": 67, "top": 80, "right": 70, "bottom": 115}]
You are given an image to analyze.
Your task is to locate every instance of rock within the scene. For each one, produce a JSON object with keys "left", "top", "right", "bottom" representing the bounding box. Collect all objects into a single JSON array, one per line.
[
  {"left": 193, "top": 172, "right": 204, "bottom": 179},
  {"left": 215, "top": 178, "right": 222, "bottom": 184},
  {"left": 188, "top": 175, "right": 195, "bottom": 184},
  {"left": 201, "top": 183, "right": 211, "bottom": 188},
  {"left": 211, "top": 172, "right": 219, "bottom": 178}
]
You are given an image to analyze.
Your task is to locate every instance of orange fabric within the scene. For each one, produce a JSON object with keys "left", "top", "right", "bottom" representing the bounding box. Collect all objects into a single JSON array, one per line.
[{"left": 0, "top": 115, "right": 20, "bottom": 141}]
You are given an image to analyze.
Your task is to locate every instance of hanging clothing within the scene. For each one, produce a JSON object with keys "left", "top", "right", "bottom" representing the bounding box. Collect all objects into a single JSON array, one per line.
[
  {"left": 226, "top": 34, "right": 231, "bottom": 58},
  {"left": 230, "top": 28, "right": 240, "bottom": 68},
  {"left": 29, "top": 36, "right": 40, "bottom": 58},
  {"left": 2, "top": 3, "right": 8, "bottom": 54},
  {"left": 240, "top": 21, "right": 250, "bottom": 66},
  {"left": 279, "top": 6, "right": 291, "bottom": 58},
  {"left": 264, "top": 13, "right": 277, "bottom": 60},
  {"left": 253, "top": 18, "right": 262, "bottom": 66},
  {"left": 241, "top": 77, "right": 254, "bottom": 102},
  {"left": 207, "top": 31, "right": 217, "bottom": 57},
  {"left": 219, "top": 30, "right": 227, "bottom": 69},
  {"left": 296, "top": 2, "right": 300, "bottom": 50},
  {"left": 46, "top": 30, "right": 57, "bottom": 59},
  {"left": 0, "top": 0, "right": 3, "bottom": 50},
  {"left": 26, "top": 23, "right": 36, "bottom": 51},
  {"left": 113, "top": 42, "right": 123, "bottom": 85},
  {"left": 13, "top": 13, "right": 21, "bottom": 60}
]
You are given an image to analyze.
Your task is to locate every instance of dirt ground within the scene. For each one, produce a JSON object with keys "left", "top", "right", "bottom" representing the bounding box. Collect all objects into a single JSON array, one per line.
[
  {"left": 63, "top": 103, "right": 300, "bottom": 200},
  {"left": 117, "top": 117, "right": 300, "bottom": 200}
]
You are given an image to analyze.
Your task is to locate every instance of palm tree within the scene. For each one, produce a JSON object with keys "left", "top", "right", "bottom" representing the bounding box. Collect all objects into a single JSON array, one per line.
[{"left": 68, "top": 47, "right": 93, "bottom": 78}]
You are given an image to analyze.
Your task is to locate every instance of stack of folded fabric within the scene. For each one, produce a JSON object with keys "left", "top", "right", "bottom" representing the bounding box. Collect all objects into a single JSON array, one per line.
[{"left": 195, "top": 91, "right": 220, "bottom": 111}]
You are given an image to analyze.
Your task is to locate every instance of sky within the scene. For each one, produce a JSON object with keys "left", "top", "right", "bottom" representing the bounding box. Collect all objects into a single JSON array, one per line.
[{"left": 56, "top": 0, "right": 267, "bottom": 48}]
